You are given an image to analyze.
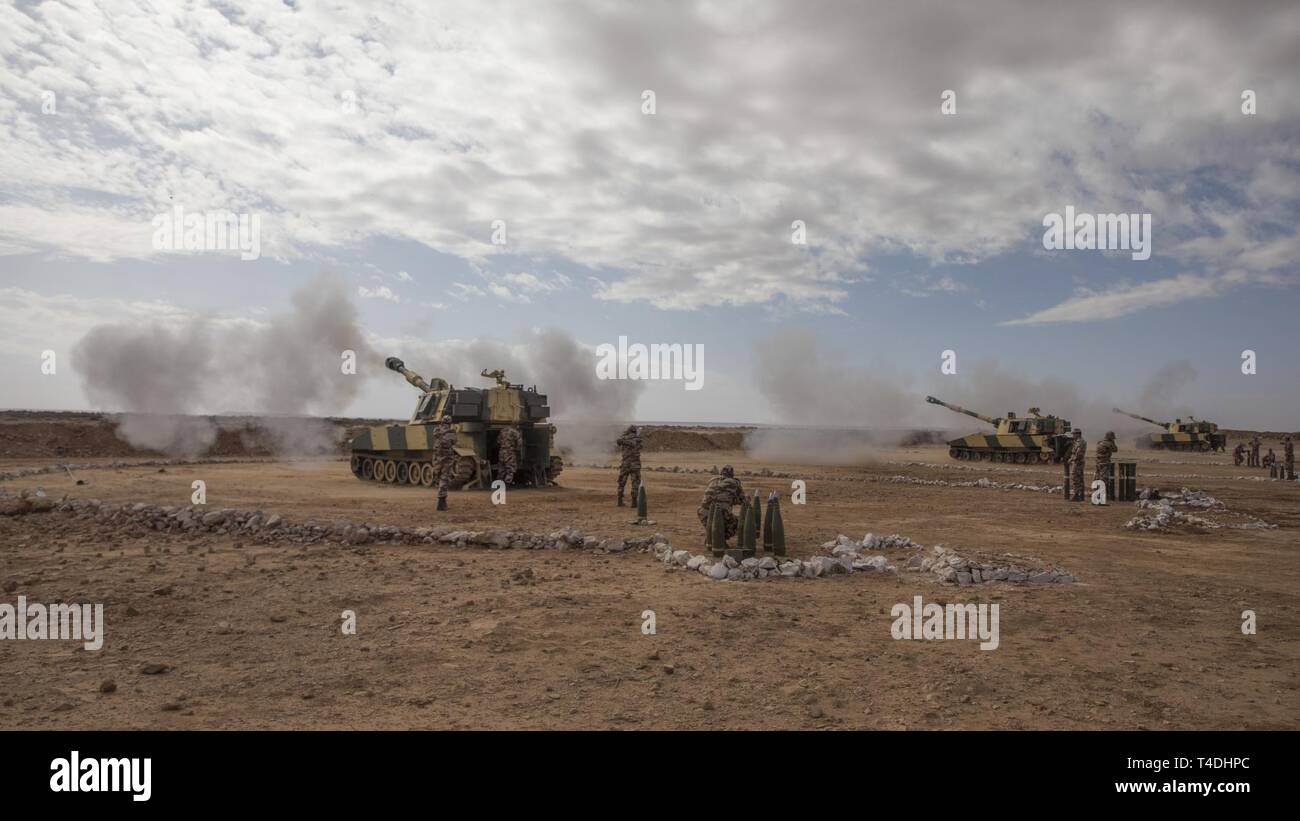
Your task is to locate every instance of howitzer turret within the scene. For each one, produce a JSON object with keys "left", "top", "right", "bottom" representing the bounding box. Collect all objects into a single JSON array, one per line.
[
  {"left": 349, "top": 356, "right": 564, "bottom": 489},
  {"left": 1112, "top": 407, "right": 1225, "bottom": 452},
  {"left": 926, "top": 395, "right": 1073, "bottom": 463}
]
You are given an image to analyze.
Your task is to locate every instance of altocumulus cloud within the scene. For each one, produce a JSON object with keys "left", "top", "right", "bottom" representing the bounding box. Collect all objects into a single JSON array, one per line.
[{"left": 0, "top": 0, "right": 1297, "bottom": 317}]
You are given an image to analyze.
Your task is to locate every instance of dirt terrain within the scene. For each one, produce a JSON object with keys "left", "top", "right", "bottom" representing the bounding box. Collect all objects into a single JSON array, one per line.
[{"left": 0, "top": 414, "right": 1297, "bottom": 729}]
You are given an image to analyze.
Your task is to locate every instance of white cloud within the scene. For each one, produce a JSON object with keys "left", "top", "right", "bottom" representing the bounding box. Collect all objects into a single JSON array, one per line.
[
  {"left": 488, "top": 282, "right": 530, "bottom": 304},
  {"left": 999, "top": 273, "right": 1229, "bottom": 325},
  {"left": 395, "top": 270, "right": 413, "bottom": 282},
  {"left": 448, "top": 282, "right": 486, "bottom": 301},
  {"left": 357, "top": 285, "right": 400, "bottom": 303}
]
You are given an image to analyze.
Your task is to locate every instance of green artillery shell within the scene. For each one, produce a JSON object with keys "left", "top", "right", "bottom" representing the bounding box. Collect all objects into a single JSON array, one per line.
[
  {"left": 763, "top": 491, "right": 775, "bottom": 549},
  {"left": 772, "top": 498, "right": 786, "bottom": 557},
  {"left": 706, "top": 502, "right": 717, "bottom": 551},
  {"left": 742, "top": 503, "right": 756, "bottom": 550},
  {"left": 712, "top": 502, "right": 727, "bottom": 555},
  {"left": 636, "top": 484, "right": 647, "bottom": 519}
]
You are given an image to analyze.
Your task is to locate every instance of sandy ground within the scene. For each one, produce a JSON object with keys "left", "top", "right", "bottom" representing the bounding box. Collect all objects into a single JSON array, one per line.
[{"left": 1, "top": 440, "right": 1297, "bottom": 729}]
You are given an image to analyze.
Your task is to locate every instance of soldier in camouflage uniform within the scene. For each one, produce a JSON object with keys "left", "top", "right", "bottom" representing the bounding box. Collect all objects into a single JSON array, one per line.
[
  {"left": 1232, "top": 442, "right": 1246, "bottom": 467},
  {"left": 1068, "top": 429, "right": 1087, "bottom": 501},
  {"left": 497, "top": 425, "right": 523, "bottom": 485},
  {"left": 697, "top": 465, "right": 746, "bottom": 539},
  {"left": 615, "top": 425, "right": 642, "bottom": 507},
  {"left": 1094, "top": 431, "right": 1118, "bottom": 495},
  {"left": 1249, "top": 435, "right": 1261, "bottom": 467},
  {"left": 432, "top": 415, "right": 457, "bottom": 510},
  {"left": 1283, "top": 434, "right": 1295, "bottom": 480}
]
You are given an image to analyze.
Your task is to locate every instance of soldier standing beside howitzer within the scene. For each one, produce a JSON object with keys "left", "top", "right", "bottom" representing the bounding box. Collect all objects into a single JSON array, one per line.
[
  {"left": 432, "top": 414, "right": 456, "bottom": 510},
  {"left": 497, "top": 425, "right": 523, "bottom": 484},
  {"left": 697, "top": 465, "right": 746, "bottom": 539},
  {"left": 1263, "top": 448, "right": 1276, "bottom": 474},
  {"left": 1094, "top": 431, "right": 1118, "bottom": 497},
  {"left": 615, "top": 425, "right": 642, "bottom": 507},
  {"left": 1284, "top": 434, "right": 1295, "bottom": 480},
  {"left": 1233, "top": 442, "right": 1246, "bottom": 467},
  {"left": 1067, "top": 429, "right": 1087, "bottom": 501},
  {"left": 1249, "top": 434, "right": 1262, "bottom": 467}
]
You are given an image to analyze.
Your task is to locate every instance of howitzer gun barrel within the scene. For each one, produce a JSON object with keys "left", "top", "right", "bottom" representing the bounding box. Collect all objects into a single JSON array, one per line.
[
  {"left": 1112, "top": 408, "right": 1165, "bottom": 428},
  {"left": 385, "top": 357, "right": 433, "bottom": 393},
  {"left": 926, "top": 395, "right": 1000, "bottom": 427}
]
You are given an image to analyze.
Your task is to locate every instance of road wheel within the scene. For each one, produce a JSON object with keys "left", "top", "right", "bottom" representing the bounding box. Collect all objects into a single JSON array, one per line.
[
  {"left": 420, "top": 463, "right": 435, "bottom": 487},
  {"left": 383, "top": 459, "right": 398, "bottom": 483},
  {"left": 350, "top": 455, "right": 363, "bottom": 477},
  {"left": 396, "top": 462, "right": 409, "bottom": 484},
  {"left": 361, "top": 458, "right": 375, "bottom": 480},
  {"left": 407, "top": 461, "right": 422, "bottom": 485}
]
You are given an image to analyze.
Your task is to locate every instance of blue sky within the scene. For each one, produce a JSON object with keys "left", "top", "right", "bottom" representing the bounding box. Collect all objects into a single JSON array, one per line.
[{"left": 1, "top": 0, "right": 1297, "bottom": 429}]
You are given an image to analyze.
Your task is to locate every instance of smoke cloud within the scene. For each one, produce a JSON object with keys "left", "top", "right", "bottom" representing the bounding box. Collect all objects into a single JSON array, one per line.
[
  {"left": 1137, "top": 359, "right": 1198, "bottom": 420},
  {"left": 72, "top": 272, "right": 377, "bottom": 455}
]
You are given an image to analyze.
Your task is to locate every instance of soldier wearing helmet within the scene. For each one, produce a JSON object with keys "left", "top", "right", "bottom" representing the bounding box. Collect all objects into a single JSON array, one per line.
[
  {"left": 697, "top": 465, "right": 746, "bottom": 539},
  {"left": 615, "top": 425, "right": 642, "bottom": 507},
  {"left": 432, "top": 414, "right": 457, "bottom": 510},
  {"left": 1094, "top": 430, "right": 1118, "bottom": 495}
]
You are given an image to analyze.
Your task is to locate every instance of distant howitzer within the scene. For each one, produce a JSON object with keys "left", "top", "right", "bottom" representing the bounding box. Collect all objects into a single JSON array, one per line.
[
  {"left": 1111, "top": 407, "right": 1226, "bottom": 452},
  {"left": 926, "top": 395, "right": 1074, "bottom": 463}
]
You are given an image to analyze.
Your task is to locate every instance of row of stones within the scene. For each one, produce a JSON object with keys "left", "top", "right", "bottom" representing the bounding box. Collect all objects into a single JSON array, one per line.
[
  {"left": 658, "top": 530, "right": 1077, "bottom": 585},
  {"left": 1124, "top": 487, "right": 1276, "bottom": 531},
  {"left": 3, "top": 486, "right": 1079, "bottom": 586},
  {"left": 654, "top": 541, "right": 898, "bottom": 581},
  {"left": 824, "top": 533, "right": 1078, "bottom": 586}
]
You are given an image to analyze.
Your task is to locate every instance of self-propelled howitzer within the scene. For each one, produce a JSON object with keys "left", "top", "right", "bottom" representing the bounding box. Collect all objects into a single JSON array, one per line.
[
  {"left": 348, "top": 357, "right": 563, "bottom": 488},
  {"left": 925, "top": 395, "right": 1074, "bottom": 463},
  {"left": 1112, "top": 408, "right": 1226, "bottom": 452}
]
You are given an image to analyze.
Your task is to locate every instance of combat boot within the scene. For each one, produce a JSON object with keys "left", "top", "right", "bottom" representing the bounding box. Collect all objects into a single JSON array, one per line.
[{"left": 437, "top": 496, "right": 448, "bottom": 511}]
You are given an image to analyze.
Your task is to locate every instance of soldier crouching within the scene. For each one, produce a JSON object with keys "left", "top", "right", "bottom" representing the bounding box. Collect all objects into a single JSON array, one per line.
[{"left": 697, "top": 465, "right": 745, "bottom": 538}]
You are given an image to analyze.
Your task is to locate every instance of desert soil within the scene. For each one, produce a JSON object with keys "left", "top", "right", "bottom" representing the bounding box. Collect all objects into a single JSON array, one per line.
[{"left": 0, "top": 421, "right": 1297, "bottom": 729}]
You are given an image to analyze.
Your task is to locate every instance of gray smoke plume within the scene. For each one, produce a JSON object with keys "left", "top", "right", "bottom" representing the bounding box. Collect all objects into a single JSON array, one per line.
[
  {"left": 747, "top": 329, "right": 915, "bottom": 463},
  {"left": 1137, "top": 359, "right": 1198, "bottom": 420},
  {"left": 72, "top": 272, "right": 377, "bottom": 455}
]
